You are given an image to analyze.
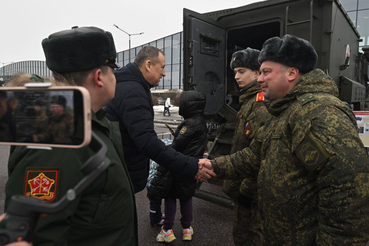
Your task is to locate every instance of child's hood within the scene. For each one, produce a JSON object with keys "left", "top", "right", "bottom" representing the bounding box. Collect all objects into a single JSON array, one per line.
[{"left": 179, "top": 90, "right": 206, "bottom": 119}]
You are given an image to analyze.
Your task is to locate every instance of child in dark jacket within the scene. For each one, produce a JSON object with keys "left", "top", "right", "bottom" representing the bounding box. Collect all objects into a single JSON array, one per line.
[{"left": 148, "top": 90, "right": 207, "bottom": 243}]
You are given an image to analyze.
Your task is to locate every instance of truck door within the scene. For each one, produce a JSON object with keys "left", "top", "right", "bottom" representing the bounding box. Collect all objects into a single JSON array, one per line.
[{"left": 183, "top": 8, "right": 226, "bottom": 116}]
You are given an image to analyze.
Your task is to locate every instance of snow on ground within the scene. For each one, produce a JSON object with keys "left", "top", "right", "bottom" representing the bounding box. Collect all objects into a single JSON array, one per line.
[{"left": 153, "top": 105, "right": 179, "bottom": 113}]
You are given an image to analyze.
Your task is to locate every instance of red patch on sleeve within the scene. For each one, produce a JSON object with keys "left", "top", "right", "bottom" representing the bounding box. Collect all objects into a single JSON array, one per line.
[{"left": 24, "top": 169, "right": 59, "bottom": 202}]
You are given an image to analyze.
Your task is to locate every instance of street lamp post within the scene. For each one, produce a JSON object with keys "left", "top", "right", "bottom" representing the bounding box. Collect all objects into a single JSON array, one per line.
[{"left": 113, "top": 24, "right": 144, "bottom": 62}]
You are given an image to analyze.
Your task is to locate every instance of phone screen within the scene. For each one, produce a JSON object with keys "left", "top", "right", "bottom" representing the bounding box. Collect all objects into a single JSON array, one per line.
[{"left": 0, "top": 87, "right": 90, "bottom": 147}]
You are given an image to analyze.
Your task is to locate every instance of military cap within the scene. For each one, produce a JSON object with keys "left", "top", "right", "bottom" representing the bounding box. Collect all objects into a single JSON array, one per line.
[
  {"left": 51, "top": 95, "right": 67, "bottom": 108},
  {"left": 230, "top": 47, "right": 260, "bottom": 71},
  {"left": 42, "top": 26, "right": 118, "bottom": 73},
  {"left": 258, "top": 34, "right": 318, "bottom": 73}
]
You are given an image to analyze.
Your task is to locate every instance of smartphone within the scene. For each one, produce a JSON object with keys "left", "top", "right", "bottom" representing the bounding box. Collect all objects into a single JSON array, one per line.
[{"left": 0, "top": 86, "right": 91, "bottom": 148}]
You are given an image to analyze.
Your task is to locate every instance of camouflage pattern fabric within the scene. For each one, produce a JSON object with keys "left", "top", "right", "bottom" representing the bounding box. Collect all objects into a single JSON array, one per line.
[
  {"left": 213, "top": 69, "right": 369, "bottom": 245},
  {"left": 222, "top": 80, "right": 270, "bottom": 246},
  {"left": 37, "top": 112, "right": 74, "bottom": 143}
]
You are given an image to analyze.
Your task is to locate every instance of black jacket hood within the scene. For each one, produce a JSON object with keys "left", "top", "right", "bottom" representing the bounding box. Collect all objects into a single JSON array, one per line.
[{"left": 179, "top": 91, "right": 206, "bottom": 119}]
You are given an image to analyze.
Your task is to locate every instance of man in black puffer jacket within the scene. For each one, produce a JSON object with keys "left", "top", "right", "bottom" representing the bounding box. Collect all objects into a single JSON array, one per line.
[{"left": 105, "top": 47, "right": 214, "bottom": 225}]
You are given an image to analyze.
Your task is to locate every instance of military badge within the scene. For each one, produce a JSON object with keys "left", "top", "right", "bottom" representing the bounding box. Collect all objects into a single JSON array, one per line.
[
  {"left": 245, "top": 122, "right": 251, "bottom": 136},
  {"left": 180, "top": 126, "right": 187, "bottom": 134},
  {"left": 24, "top": 169, "right": 59, "bottom": 202},
  {"left": 295, "top": 132, "right": 330, "bottom": 172}
]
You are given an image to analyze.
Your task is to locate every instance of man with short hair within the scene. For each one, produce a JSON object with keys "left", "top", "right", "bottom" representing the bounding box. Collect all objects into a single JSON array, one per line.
[
  {"left": 201, "top": 35, "right": 369, "bottom": 245},
  {"left": 105, "top": 46, "right": 212, "bottom": 226},
  {"left": 5, "top": 26, "right": 138, "bottom": 245}
]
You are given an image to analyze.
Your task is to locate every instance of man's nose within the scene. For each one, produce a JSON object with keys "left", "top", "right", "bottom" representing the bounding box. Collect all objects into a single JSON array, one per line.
[{"left": 257, "top": 74, "right": 264, "bottom": 83}]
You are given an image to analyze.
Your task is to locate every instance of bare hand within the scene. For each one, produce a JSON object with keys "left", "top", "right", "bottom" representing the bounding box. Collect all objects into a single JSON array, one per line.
[
  {"left": 195, "top": 159, "right": 216, "bottom": 182},
  {"left": 198, "top": 158, "right": 213, "bottom": 171}
]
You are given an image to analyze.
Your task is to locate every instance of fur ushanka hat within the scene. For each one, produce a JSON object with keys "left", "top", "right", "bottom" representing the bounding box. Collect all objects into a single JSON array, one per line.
[
  {"left": 42, "top": 26, "right": 118, "bottom": 73},
  {"left": 258, "top": 35, "right": 318, "bottom": 74},
  {"left": 230, "top": 47, "right": 260, "bottom": 71}
]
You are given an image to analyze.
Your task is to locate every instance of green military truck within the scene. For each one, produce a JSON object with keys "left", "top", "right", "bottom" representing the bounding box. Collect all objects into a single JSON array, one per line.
[{"left": 183, "top": 0, "right": 369, "bottom": 208}]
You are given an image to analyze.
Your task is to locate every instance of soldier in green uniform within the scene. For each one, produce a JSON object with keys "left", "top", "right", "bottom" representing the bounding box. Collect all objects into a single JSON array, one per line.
[
  {"left": 223, "top": 48, "right": 270, "bottom": 246},
  {"left": 200, "top": 35, "right": 369, "bottom": 245},
  {"left": 34, "top": 95, "right": 74, "bottom": 144},
  {"left": 5, "top": 26, "right": 138, "bottom": 246}
]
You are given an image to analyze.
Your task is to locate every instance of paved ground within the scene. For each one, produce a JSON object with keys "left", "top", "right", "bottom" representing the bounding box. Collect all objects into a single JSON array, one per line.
[{"left": 0, "top": 107, "right": 235, "bottom": 245}]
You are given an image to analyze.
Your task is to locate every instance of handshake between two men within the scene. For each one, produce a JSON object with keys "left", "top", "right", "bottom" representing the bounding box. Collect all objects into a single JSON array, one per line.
[{"left": 195, "top": 159, "right": 216, "bottom": 182}]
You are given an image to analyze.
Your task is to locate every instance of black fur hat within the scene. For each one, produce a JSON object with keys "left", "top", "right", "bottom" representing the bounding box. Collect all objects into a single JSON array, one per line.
[
  {"left": 42, "top": 26, "right": 118, "bottom": 73},
  {"left": 51, "top": 95, "right": 67, "bottom": 108},
  {"left": 258, "top": 35, "right": 317, "bottom": 73},
  {"left": 230, "top": 48, "right": 260, "bottom": 71}
]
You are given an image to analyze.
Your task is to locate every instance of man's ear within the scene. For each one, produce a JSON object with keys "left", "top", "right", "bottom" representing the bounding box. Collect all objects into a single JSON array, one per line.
[
  {"left": 253, "top": 70, "right": 260, "bottom": 79},
  {"left": 287, "top": 67, "right": 299, "bottom": 82},
  {"left": 93, "top": 68, "right": 104, "bottom": 87},
  {"left": 145, "top": 59, "right": 152, "bottom": 72}
]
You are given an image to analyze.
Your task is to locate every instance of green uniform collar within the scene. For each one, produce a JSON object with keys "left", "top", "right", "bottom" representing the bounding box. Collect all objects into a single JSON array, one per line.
[{"left": 239, "top": 79, "right": 262, "bottom": 104}]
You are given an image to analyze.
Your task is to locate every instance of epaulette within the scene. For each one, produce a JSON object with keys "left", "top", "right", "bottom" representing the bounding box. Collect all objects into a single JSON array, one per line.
[
  {"left": 297, "top": 93, "right": 316, "bottom": 106},
  {"left": 256, "top": 92, "right": 265, "bottom": 102}
]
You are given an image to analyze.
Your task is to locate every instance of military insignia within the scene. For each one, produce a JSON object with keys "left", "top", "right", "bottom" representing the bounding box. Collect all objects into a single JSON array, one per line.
[
  {"left": 233, "top": 57, "right": 236, "bottom": 61},
  {"left": 256, "top": 92, "right": 265, "bottom": 102},
  {"left": 245, "top": 122, "right": 251, "bottom": 136},
  {"left": 24, "top": 169, "right": 59, "bottom": 202},
  {"left": 180, "top": 126, "right": 187, "bottom": 134},
  {"left": 295, "top": 132, "right": 330, "bottom": 172}
]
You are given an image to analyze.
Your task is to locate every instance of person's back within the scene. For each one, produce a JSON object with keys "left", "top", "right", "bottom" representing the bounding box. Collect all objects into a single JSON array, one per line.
[{"left": 156, "top": 90, "right": 207, "bottom": 243}]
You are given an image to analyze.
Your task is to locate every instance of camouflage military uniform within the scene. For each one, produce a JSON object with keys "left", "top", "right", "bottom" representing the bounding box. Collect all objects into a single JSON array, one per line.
[
  {"left": 212, "top": 69, "right": 369, "bottom": 245},
  {"left": 222, "top": 80, "right": 270, "bottom": 246},
  {"left": 37, "top": 112, "right": 74, "bottom": 144}
]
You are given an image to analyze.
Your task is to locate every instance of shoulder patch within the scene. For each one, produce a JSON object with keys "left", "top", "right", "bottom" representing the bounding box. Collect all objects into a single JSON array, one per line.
[
  {"left": 295, "top": 132, "right": 330, "bottom": 172},
  {"left": 180, "top": 126, "right": 187, "bottom": 134},
  {"left": 24, "top": 168, "right": 59, "bottom": 202},
  {"left": 245, "top": 122, "right": 251, "bottom": 137},
  {"left": 256, "top": 92, "right": 265, "bottom": 102},
  {"left": 297, "top": 93, "right": 316, "bottom": 106}
]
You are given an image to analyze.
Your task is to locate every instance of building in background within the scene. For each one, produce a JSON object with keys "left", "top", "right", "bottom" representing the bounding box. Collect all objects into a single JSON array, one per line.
[
  {"left": 0, "top": 61, "right": 52, "bottom": 85},
  {"left": 116, "top": 32, "right": 183, "bottom": 91},
  {"left": 340, "top": 0, "right": 369, "bottom": 50}
]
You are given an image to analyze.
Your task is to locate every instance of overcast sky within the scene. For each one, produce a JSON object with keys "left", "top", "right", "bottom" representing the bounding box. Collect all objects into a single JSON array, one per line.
[{"left": 0, "top": 0, "right": 261, "bottom": 65}]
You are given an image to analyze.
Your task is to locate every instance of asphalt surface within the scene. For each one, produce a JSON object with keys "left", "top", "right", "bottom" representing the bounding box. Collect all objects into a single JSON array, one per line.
[{"left": 0, "top": 107, "right": 235, "bottom": 245}]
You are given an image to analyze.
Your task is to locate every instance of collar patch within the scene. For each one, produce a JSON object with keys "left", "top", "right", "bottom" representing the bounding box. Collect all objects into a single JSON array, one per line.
[
  {"left": 256, "top": 92, "right": 265, "bottom": 102},
  {"left": 24, "top": 169, "right": 59, "bottom": 202}
]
